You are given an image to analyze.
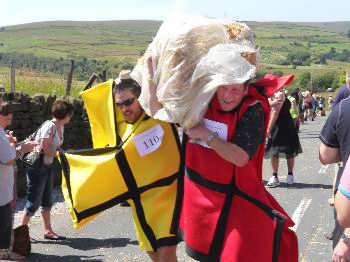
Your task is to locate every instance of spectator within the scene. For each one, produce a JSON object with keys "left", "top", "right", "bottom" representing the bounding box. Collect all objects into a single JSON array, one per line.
[
  {"left": 265, "top": 91, "right": 302, "bottom": 187},
  {"left": 288, "top": 88, "right": 300, "bottom": 131},
  {"left": 0, "top": 99, "right": 37, "bottom": 261},
  {"left": 319, "top": 96, "right": 350, "bottom": 261},
  {"left": 20, "top": 99, "right": 73, "bottom": 240}
]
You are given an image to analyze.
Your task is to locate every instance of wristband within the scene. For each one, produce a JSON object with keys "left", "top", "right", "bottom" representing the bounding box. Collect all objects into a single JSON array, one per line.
[{"left": 206, "top": 133, "right": 216, "bottom": 146}]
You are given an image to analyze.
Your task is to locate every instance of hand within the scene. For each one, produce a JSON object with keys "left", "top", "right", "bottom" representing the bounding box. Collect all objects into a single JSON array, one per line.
[
  {"left": 6, "top": 131, "right": 17, "bottom": 144},
  {"left": 332, "top": 239, "right": 350, "bottom": 262},
  {"left": 186, "top": 124, "right": 211, "bottom": 142},
  {"left": 20, "top": 140, "right": 39, "bottom": 153}
]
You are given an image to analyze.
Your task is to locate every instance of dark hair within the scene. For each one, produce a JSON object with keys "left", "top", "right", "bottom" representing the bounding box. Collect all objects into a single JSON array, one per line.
[
  {"left": 112, "top": 78, "right": 141, "bottom": 98},
  {"left": 51, "top": 99, "right": 73, "bottom": 119}
]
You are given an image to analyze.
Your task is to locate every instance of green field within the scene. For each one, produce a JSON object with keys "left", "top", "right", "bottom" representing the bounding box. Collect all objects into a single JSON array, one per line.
[
  {"left": 0, "top": 20, "right": 349, "bottom": 95},
  {"left": 0, "top": 67, "right": 85, "bottom": 97}
]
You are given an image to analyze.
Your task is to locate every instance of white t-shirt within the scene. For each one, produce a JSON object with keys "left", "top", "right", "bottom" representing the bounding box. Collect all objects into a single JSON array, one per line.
[
  {"left": 34, "top": 120, "right": 64, "bottom": 165},
  {"left": 0, "top": 127, "right": 16, "bottom": 206}
]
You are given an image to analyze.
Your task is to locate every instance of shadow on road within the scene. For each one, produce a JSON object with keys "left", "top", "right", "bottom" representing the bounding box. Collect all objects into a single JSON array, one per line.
[
  {"left": 32, "top": 237, "right": 138, "bottom": 250},
  {"left": 27, "top": 253, "right": 103, "bottom": 262},
  {"left": 263, "top": 181, "right": 332, "bottom": 189}
]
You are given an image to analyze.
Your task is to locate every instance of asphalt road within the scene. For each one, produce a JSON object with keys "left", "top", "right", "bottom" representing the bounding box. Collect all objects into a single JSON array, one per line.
[{"left": 13, "top": 115, "right": 334, "bottom": 262}]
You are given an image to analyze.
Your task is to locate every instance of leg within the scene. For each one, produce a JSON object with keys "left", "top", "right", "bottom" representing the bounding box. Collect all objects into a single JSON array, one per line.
[
  {"left": 147, "top": 251, "right": 159, "bottom": 262},
  {"left": 41, "top": 167, "right": 54, "bottom": 235},
  {"left": 287, "top": 157, "right": 295, "bottom": 173},
  {"left": 148, "top": 245, "right": 177, "bottom": 262},
  {"left": 286, "top": 156, "right": 295, "bottom": 185},
  {"left": 267, "top": 155, "right": 280, "bottom": 187},
  {"left": 21, "top": 168, "right": 47, "bottom": 226},
  {"left": 0, "top": 203, "right": 12, "bottom": 250},
  {"left": 271, "top": 155, "right": 279, "bottom": 174},
  {"left": 0, "top": 203, "right": 25, "bottom": 261}
]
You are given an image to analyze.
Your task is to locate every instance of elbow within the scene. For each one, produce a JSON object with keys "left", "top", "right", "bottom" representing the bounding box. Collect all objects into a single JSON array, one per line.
[
  {"left": 337, "top": 215, "right": 350, "bottom": 228},
  {"left": 319, "top": 156, "right": 328, "bottom": 165},
  {"left": 319, "top": 152, "right": 332, "bottom": 165}
]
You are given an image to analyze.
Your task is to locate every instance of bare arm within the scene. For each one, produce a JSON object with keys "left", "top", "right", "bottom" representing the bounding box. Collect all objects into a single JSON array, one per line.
[
  {"left": 319, "top": 143, "right": 340, "bottom": 164},
  {"left": 335, "top": 192, "right": 350, "bottom": 228},
  {"left": 266, "top": 108, "right": 279, "bottom": 136},
  {"left": 266, "top": 98, "right": 282, "bottom": 135},
  {"left": 186, "top": 124, "right": 249, "bottom": 167},
  {"left": 146, "top": 56, "right": 163, "bottom": 116},
  {"left": 41, "top": 137, "right": 58, "bottom": 157}
]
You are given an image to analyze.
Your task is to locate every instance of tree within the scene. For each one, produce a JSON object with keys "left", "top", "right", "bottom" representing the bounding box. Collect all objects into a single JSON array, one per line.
[
  {"left": 286, "top": 51, "right": 311, "bottom": 66},
  {"left": 347, "top": 29, "right": 350, "bottom": 38},
  {"left": 297, "top": 71, "right": 311, "bottom": 90},
  {"left": 312, "top": 71, "right": 337, "bottom": 91}
]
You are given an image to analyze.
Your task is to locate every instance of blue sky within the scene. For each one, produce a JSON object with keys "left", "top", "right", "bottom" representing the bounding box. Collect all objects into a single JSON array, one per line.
[{"left": 1, "top": 0, "right": 349, "bottom": 27}]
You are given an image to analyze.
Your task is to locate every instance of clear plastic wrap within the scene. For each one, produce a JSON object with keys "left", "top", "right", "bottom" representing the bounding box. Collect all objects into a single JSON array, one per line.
[{"left": 131, "top": 14, "right": 258, "bottom": 129}]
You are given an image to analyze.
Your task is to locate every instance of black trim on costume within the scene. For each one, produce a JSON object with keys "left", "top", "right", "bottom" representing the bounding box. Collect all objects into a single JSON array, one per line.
[
  {"left": 186, "top": 167, "right": 231, "bottom": 193},
  {"left": 208, "top": 178, "right": 235, "bottom": 260},
  {"left": 111, "top": 80, "right": 121, "bottom": 147},
  {"left": 137, "top": 173, "right": 178, "bottom": 195},
  {"left": 156, "top": 236, "right": 180, "bottom": 248},
  {"left": 61, "top": 166, "right": 178, "bottom": 222},
  {"left": 61, "top": 117, "right": 183, "bottom": 251},
  {"left": 184, "top": 166, "right": 288, "bottom": 261},
  {"left": 115, "top": 149, "right": 158, "bottom": 251},
  {"left": 170, "top": 124, "right": 185, "bottom": 235},
  {"left": 178, "top": 229, "right": 214, "bottom": 262},
  {"left": 76, "top": 192, "right": 130, "bottom": 220},
  {"left": 66, "top": 146, "right": 118, "bottom": 155},
  {"left": 58, "top": 151, "right": 75, "bottom": 213},
  {"left": 272, "top": 214, "right": 286, "bottom": 262}
]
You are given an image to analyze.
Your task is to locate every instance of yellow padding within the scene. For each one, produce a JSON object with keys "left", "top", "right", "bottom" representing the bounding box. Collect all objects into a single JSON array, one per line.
[
  {"left": 129, "top": 180, "right": 178, "bottom": 251},
  {"left": 80, "top": 80, "right": 116, "bottom": 148},
  {"left": 61, "top": 150, "right": 129, "bottom": 228}
]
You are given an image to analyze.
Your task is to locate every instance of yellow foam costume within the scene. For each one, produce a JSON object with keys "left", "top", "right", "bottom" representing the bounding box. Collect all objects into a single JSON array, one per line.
[{"left": 59, "top": 80, "right": 183, "bottom": 251}]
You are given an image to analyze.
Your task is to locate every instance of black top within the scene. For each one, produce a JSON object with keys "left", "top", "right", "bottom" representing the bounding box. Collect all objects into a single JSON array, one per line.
[
  {"left": 320, "top": 97, "right": 350, "bottom": 164},
  {"left": 232, "top": 103, "right": 265, "bottom": 158}
]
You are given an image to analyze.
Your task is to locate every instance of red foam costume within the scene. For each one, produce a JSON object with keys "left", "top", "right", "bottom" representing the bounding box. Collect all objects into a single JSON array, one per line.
[{"left": 179, "top": 75, "right": 298, "bottom": 262}]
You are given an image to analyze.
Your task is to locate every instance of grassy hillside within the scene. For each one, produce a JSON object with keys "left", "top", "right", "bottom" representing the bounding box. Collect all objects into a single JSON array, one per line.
[
  {"left": 0, "top": 20, "right": 160, "bottom": 63},
  {"left": 1, "top": 20, "right": 349, "bottom": 66}
]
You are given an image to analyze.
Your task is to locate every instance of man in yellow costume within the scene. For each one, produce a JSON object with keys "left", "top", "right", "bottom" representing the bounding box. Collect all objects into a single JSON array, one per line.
[{"left": 59, "top": 71, "right": 182, "bottom": 262}]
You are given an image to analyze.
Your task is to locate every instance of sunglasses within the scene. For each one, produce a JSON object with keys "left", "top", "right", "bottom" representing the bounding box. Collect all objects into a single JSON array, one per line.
[
  {"left": 0, "top": 102, "right": 14, "bottom": 116},
  {"left": 115, "top": 97, "right": 136, "bottom": 108}
]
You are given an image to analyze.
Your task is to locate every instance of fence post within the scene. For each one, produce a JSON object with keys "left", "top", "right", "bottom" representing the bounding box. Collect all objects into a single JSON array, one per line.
[
  {"left": 66, "top": 60, "right": 75, "bottom": 96},
  {"left": 99, "top": 70, "right": 107, "bottom": 82},
  {"left": 10, "top": 63, "right": 15, "bottom": 92}
]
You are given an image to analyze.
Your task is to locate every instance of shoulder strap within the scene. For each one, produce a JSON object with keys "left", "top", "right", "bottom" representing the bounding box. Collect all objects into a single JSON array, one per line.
[{"left": 28, "top": 120, "right": 49, "bottom": 140}]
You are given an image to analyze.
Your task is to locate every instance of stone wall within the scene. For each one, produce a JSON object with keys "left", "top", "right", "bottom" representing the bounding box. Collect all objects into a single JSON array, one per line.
[{"left": 1, "top": 92, "right": 93, "bottom": 197}]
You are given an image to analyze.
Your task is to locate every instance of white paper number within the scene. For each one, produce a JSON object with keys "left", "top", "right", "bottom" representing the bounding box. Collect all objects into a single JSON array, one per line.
[
  {"left": 197, "top": 119, "right": 228, "bottom": 148},
  {"left": 133, "top": 125, "right": 164, "bottom": 157}
]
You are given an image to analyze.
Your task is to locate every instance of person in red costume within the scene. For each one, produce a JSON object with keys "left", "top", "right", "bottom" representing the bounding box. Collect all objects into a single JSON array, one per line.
[{"left": 147, "top": 54, "right": 298, "bottom": 261}]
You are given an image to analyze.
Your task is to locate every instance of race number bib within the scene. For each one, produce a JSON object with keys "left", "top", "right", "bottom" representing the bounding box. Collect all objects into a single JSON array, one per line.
[
  {"left": 133, "top": 125, "right": 164, "bottom": 157},
  {"left": 198, "top": 119, "right": 228, "bottom": 148}
]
